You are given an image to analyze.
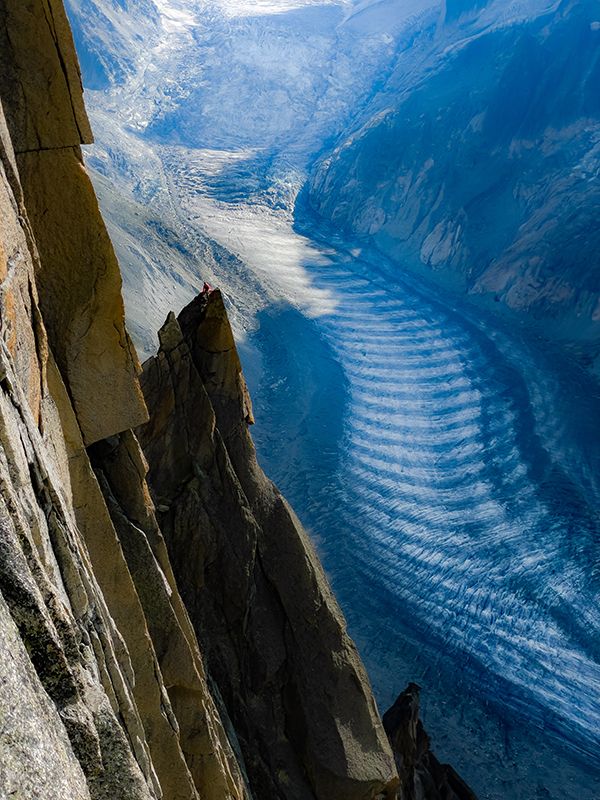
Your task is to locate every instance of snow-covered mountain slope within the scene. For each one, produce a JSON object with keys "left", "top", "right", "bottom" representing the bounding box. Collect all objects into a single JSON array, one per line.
[
  {"left": 309, "top": 0, "right": 600, "bottom": 373},
  {"left": 65, "top": 0, "right": 162, "bottom": 88}
]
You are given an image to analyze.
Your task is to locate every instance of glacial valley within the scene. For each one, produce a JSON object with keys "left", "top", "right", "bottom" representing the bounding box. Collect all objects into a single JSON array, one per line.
[{"left": 63, "top": 0, "right": 600, "bottom": 797}]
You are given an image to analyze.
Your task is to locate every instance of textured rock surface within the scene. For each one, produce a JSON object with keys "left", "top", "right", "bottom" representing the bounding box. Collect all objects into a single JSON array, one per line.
[
  {"left": 17, "top": 146, "right": 147, "bottom": 445},
  {"left": 0, "top": 590, "right": 91, "bottom": 800},
  {"left": 0, "top": 97, "right": 156, "bottom": 800},
  {"left": 137, "top": 290, "right": 399, "bottom": 800},
  {"left": 89, "top": 430, "right": 250, "bottom": 800},
  {"left": 0, "top": 5, "right": 247, "bottom": 798},
  {"left": 383, "top": 685, "right": 477, "bottom": 800},
  {"left": 0, "top": 0, "right": 92, "bottom": 150},
  {"left": 0, "top": 0, "right": 147, "bottom": 445}
]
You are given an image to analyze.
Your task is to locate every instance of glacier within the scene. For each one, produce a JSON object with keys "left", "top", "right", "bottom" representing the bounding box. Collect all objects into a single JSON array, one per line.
[{"left": 64, "top": 0, "right": 600, "bottom": 798}]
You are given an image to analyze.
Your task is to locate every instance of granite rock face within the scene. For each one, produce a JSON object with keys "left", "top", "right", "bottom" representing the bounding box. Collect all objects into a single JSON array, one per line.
[
  {"left": 0, "top": 0, "right": 147, "bottom": 445},
  {"left": 0, "top": 95, "right": 156, "bottom": 800},
  {"left": 0, "top": 4, "right": 247, "bottom": 798},
  {"left": 137, "top": 290, "right": 399, "bottom": 800}
]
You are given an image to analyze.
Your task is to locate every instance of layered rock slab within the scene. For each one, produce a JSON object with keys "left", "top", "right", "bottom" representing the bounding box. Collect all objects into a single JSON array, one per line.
[
  {"left": 89, "top": 429, "right": 251, "bottom": 800},
  {"left": 0, "top": 0, "right": 147, "bottom": 445},
  {"left": 137, "top": 290, "right": 399, "bottom": 800},
  {"left": 0, "top": 96, "right": 157, "bottom": 800}
]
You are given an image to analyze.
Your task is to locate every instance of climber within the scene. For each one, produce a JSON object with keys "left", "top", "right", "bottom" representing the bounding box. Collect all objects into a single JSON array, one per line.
[{"left": 202, "top": 281, "right": 214, "bottom": 294}]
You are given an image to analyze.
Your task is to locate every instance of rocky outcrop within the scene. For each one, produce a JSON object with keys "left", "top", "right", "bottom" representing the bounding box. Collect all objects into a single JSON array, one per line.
[
  {"left": 0, "top": 4, "right": 247, "bottom": 798},
  {"left": 137, "top": 290, "right": 399, "bottom": 800},
  {"left": 383, "top": 685, "right": 477, "bottom": 800},
  {"left": 88, "top": 430, "right": 249, "bottom": 800},
  {"left": 0, "top": 94, "right": 157, "bottom": 800}
]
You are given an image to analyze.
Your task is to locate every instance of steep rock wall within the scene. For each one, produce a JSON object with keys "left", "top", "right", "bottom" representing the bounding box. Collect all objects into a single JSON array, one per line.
[
  {"left": 0, "top": 4, "right": 248, "bottom": 798},
  {"left": 0, "top": 0, "right": 146, "bottom": 445},
  {"left": 0, "top": 94, "right": 158, "bottom": 800}
]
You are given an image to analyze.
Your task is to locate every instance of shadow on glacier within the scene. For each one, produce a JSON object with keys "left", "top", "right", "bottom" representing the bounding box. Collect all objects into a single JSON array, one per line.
[{"left": 240, "top": 302, "right": 349, "bottom": 523}]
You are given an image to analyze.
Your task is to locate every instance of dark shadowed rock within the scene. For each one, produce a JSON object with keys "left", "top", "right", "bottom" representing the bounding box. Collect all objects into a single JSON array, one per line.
[{"left": 384, "top": 684, "right": 478, "bottom": 800}]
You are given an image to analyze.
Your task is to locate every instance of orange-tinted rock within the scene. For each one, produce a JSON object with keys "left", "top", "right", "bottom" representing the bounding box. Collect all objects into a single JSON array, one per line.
[
  {"left": 17, "top": 147, "right": 148, "bottom": 444},
  {"left": 1, "top": 0, "right": 147, "bottom": 445},
  {"left": 0, "top": 0, "right": 92, "bottom": 151}
]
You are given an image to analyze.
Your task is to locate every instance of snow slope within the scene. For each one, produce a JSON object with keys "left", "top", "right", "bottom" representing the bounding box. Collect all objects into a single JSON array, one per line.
[{"left": 65, "top": 0, "right": 428, "bottom": 353}]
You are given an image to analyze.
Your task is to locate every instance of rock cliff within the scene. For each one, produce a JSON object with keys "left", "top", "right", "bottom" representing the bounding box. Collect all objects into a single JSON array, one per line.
[
  {"left": 0, "top": 3, "right": 475, "bottom": 799},
  {"left": 0, "top": 4, "right": 248, "bottom": 798}
]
